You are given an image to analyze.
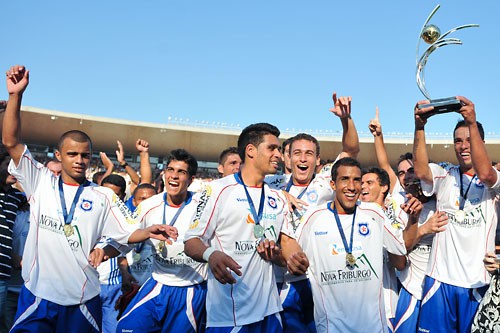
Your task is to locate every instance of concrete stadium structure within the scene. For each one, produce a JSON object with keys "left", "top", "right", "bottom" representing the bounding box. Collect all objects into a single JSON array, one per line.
[{"left": 3, "top": 106, "right": 500, "bottom": 169}]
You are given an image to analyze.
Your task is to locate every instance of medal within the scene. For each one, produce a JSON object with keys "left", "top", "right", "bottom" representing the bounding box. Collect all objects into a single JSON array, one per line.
[
  {"left": 254, "top": 224, "right": 265, "bottom": 238},
  {"left": 133, "top": 253, "right": 141, "bottom": 262},
  {"left": 63, "top": 224, "right": 74, "bottom": 237},
  {"left": 158, "top": 240, "right": 165, "bottom": 253},
  {"left": 455, "top": 210, "right": 466, "bottom": 223},
  {"left": 346, "top": 253, "right": 356, "bottom": 267}
]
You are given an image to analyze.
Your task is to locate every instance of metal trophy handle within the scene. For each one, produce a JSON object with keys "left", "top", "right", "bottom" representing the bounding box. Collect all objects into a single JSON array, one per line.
[{"left": 416, "top": 4, "right": 479, "bottom": 117}]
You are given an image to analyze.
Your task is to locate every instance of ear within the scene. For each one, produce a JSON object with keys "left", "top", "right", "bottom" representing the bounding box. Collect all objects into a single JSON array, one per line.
[
  {"left": 245, "top": 144, "right": 256, "bottom": 160},
  {"left": 55, "top": 150, "right": 62, "bottom": 162},
  {"left": 217, "top": 164, "right": 224, "bottom": 174},
  {"left": 188, "top": 175, "right": 195, "bottom": 186},
  {"left": 381, "top": 184, "right": 389, "bottom": 197},
  {"left": 330, "top": 179, "right": 336, "bottom": 191},
  {"left": 315, "top": 155, "right": 321, "bottom": 167}
]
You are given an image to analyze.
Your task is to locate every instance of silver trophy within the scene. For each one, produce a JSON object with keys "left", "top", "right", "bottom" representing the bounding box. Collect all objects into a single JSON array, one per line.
[{"left": 416, "top": 4, "right": 478, "bottom": 117}]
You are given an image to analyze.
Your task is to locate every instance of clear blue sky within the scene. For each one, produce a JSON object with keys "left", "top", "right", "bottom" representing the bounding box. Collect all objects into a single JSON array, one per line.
[{"left": 2, "top": 1, "right": 498, "bottom": 138}]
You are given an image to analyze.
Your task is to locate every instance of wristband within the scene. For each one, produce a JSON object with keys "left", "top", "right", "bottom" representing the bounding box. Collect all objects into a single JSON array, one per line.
[
  {"left": 120, "top": 162, "right": 128, "bottom": 167},
  {"left": 202, "top": 247, "right": 216, "bottom": 262}
]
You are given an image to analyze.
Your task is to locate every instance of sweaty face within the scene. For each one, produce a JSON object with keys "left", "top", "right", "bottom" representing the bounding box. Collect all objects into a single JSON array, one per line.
[
  {"left": 361, "top": 173, "right": 386, "bottom": 205},
  {"left": 163, "top": 160, "right": 193, "bottom": 204},
  {"left": 55, "top": 139, "right": 91, "bottom": 185},
  {"left": 219, "top": 153, "right": 241, "bottom": 177},
  {"left": 290, "top": 139, "right": 320, "bottom": 185},
  {"left": 454, "top": 126, "right": 472, "bottom": 171},
  {"left": 252, "top": 134, "right": 282, "bottom": 176},
  {"left": 330, "top": 165, "right": 361, "bottom": 214}
]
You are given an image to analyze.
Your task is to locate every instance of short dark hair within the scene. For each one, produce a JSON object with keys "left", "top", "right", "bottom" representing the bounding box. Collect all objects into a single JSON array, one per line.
[
  {"left": 237, "top": 123, "right": 280, "bottom": 161},
  {"left": 101, "top": 174, "right": 127, "bottom": 199},
  {"left": 166, "top": 149, "right": 198, "bottom": 177},
  {"left": 397, "top": 152, "right": 413, "bottom": 168},
  {"left": 58, "top": 130, "right": 92, "bottom": 151},
  {"left": 218, "top": 147, "right": 239, "bottom": 165},
  {"left": 44, "top": 158, "right": 61, "bottom": 167},
  {"left": 281, "top": 137, "right": 293, "bottom": 154},
  {"left": 454, "top": 120, "right": 484, "bottom": 140},
  {"left": 133, "top": 182, "right": 156, "bottom": 196},
  {"left": 289, "top": 133, "right": 320, "bottom": 156},
  {"left": 362, "top": 166, "right": 390, "bottom": 199},
  {"left": 331, "top": 157, "right": 361, "bottom": 181}
]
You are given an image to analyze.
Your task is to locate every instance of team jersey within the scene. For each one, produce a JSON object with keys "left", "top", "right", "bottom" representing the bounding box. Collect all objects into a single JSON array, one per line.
[
  {"left": 136, "top": 191, "right": 207, "bottom": 287},
  {"left": 422, "top": 163, "right": 500, "bottom": 288},
  {"left": 398, "top": 197, "right": 436, "bottom": 300},
  {"left": 8, "top": 146, "right": 139, "bottom": 306},
  {"left": 125, "top": 242, "right": 154, "bottom": 286},
  {"left": 298, "top": 201, "right": 406, "bottom": 333},
  {"left": 185, "top": 173, "right": 291, "bottom": 327}
]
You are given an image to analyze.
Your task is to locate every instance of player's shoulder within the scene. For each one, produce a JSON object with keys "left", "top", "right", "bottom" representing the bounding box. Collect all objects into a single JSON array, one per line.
[{"left": 358, "top": 202, "right": 386, "bottom": 219}]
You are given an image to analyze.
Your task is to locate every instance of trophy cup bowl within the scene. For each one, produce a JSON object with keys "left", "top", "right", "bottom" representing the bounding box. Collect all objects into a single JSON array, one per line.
[{"left": 416, "top": 5, "right": 479, "bottom": 118}]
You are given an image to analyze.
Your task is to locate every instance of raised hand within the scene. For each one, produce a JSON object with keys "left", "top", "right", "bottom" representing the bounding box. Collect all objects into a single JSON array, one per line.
[
  {"left": 368, "top": 106, "right": 382, "bottom": 137},
  {"left": 136, "top": 139, "right": 150, "bottom": 153},
  {"left": 6, "top": 65, "right": 29, "bottom": 95},
  {"left": 330, "top": 92, "right": 352, "bottom": 119}
]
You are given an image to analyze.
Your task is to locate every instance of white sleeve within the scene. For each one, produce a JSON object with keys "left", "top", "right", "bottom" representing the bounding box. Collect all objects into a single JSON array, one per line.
[
  {"left": 383, "top": 214, "right": 407, "bottom": 256},
  {"left": 184, "top": 184, "right": 217, "bottom": 244},
  {"left": 421, "top": 163, "right": 447, "bottom": 197},
  {"left": 8, "top": 146, "right": 45, "bottom": 198}
]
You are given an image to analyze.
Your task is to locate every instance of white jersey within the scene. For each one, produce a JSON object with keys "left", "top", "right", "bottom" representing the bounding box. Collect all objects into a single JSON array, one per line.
[
  {"left": 8, "top": 147, "right": 139, "bottom": 306},
  {"left": 125, "top": 242, "right": 154, "bottom": 286},
  {"left": 185, "top": 173, "right": 291, "bottom": 327},
  {"left": 422, "top": 163, "right": 500, "bottom": 288},
  {"left": 136, "top": 192, "right": 207, "bottom": 287},
  {"left": 298, "top": 201, "right": 406, "bottom": 333},
  {"left": 268, "top": 173, "right": 334, "bottom": 284},
  {"left": 398, "top": 197, "right": 436, "bottom": 300}
]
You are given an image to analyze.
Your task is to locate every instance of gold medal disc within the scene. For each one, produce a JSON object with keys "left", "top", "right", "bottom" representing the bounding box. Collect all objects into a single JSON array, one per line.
[{"left": 64, "top": 224, "right": 74, "bottom": 237}]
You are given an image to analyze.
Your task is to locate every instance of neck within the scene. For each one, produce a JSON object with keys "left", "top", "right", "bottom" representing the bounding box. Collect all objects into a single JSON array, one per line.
[
  {"left": 240, "top": 166, "right": 264, "bottom": 187},
  {"left": 332, "top": 200, "right": 355, "bottom": 215},
  {"left": 167, "top": 192, "right": 188, "bottom": 206},
  {"left": 460, "top": 165, "right": 475, "bottom": 175},
  {"left": 61, "top": 173, "right": 85, "bottom": 185}
]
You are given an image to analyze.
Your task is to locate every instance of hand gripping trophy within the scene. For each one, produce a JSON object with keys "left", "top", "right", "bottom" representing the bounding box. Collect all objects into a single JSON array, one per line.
[{"left": 416, "top": 4, "right": 478, "bottom": 117}]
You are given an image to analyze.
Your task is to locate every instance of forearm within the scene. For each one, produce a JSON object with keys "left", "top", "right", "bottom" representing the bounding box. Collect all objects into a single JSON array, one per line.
[
  {"left": 341, "top": 117, "right": 360, "bottom": 158},
  {"left": 403, "top": 215, "right": 419, "bottom": 252},
  {"left": 2, "top": 94, "right": 24, "bottom": 163},
  {"left": 139, "top": 151, "right": 152, "bottom": 184},
  {"left": 374, "top": 133, "right": 398, "bottom": 192},
  {"left": 413, "top": 128, "right": 432, "bottom": 183},
  {"left": 124, "top": 165, "right": 140, "bottom": 185},
  {"left": 184, "top": 238, "right": 209, "bottom": 262},
  {"left": 469, "top": 122, "right": 497, "bottom": 186},
  {"left": 128, "top": 228, "right": 150, "bottom": 243}
]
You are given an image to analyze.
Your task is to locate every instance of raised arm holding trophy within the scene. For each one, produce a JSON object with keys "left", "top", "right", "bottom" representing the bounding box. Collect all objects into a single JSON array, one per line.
[{"left": 416, "top": 4, "right": 479, "bottom": 118}]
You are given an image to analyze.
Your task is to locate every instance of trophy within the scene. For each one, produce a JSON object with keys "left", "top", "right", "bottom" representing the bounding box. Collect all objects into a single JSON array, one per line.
[{"left": 416, "top": 4, "right": 478, "bottom": 117}]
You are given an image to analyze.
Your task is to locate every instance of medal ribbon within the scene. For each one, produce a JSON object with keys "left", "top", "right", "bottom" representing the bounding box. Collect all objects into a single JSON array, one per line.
[
  {"left": 332, "top": 203, "right": 357, "bottom": 255},
  {"left": 237, "top": 172, "right": 265, "bottom": 226},
  {"left": 285, "top": 174, "right": 315, "bottom": 200},
  {"left": 162, "top": 191, "right": 192, "bottom": 226},
  {"left": 459, "top": 170, "right": 476, "bottom": 210},
  {"left": 58, "top": 177, "right": 89, "bottom": 226}
]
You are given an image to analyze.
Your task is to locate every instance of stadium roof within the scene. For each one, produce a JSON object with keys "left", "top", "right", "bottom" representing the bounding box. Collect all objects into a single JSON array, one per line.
[{"left": 3, "top": 106, "right": 500, "bottom": 166}]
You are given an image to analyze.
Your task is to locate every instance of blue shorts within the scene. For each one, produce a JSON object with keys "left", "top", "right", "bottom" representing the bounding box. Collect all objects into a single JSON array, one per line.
[
  {"left": 278, "top": 279, "right": 316, "bottom": 333},
  {"left": 10, "top": 285, "right": 101, "bottom": 333},
  {"left": 116, "top": 278, "right": 207, "bottom": 333},
  {"left": 100, "top": 283, "right": 121, "bottom": 333},
  {"left": 393, "top": 286, "right": 420, "bottom": 333},
  {"left": 207, "top": 313, "right": 282, "bottom": 333},
  {"left": 417, "top": 276, "right": 487, "bottom": 333}
]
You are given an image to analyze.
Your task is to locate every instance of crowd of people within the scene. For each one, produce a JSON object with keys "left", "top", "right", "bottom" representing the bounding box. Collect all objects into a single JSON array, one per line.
[{"left": 0, "top": 64, "right": 499, "bottom": 333}]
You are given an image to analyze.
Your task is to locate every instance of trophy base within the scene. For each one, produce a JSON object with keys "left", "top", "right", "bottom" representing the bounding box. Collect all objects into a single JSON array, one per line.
[{"left": 417, "top": 97, "right": 463, "bottom": 119}]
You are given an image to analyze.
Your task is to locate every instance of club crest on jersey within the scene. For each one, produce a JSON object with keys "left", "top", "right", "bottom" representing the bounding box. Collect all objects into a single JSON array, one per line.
[
  {"left": 307, "top": 190, "right": 318, "bottom": 203},
  {"left": 358, "top": 222, "right": 370, "bottom": 236},
  {"left": 80, "top": 199, "right": 93, "bottom": 211},
  {"left": 474, "top": 178, "right": 484, "bottom": 188},
  {"left": 267, "top": 196, "right": 277, "bottom": 209}
]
